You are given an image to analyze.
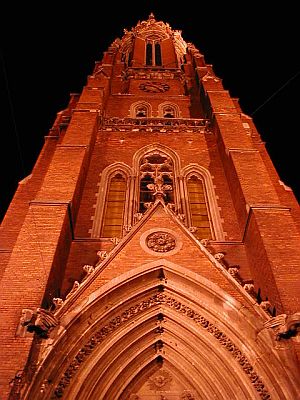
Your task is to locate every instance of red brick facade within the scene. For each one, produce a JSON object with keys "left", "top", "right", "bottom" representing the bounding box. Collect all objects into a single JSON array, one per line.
[{"left": 0, "top": 14, "right": 299, "bottom": 399}]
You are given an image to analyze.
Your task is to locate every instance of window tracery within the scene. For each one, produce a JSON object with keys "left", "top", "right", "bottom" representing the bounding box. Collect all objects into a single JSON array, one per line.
[
  {"left": 139, "top": 152, "right": 174, "bottom": 212},
  {"left": 91, "top": 148, "right": 223, "bottom": 241}
]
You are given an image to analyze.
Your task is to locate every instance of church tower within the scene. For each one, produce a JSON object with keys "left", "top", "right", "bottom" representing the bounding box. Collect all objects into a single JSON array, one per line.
[{"left": 0, "top": 14, "right": 299, "bottom": 399}]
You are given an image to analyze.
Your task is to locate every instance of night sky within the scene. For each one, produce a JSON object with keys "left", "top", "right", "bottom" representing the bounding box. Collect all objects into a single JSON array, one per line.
[{"left": 1, "top": 3, "right": 299, "bottom": 222}]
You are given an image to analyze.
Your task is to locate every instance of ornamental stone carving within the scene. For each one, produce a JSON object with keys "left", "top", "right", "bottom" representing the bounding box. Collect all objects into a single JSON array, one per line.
[
  {"left": 52, "top": 291, "right": 270, "bottom": 399},
  {"left": 139, "top": 81, "right": 170, "bottom": 93},
  {"left": 146, "top": 232, "right": 176, "bottom": 253},
  {"left": 148, "top": 370, "right": 172, "bottom": 391},
  {"left": 264, "top": 312, "right": 300, "bottom": 340}
]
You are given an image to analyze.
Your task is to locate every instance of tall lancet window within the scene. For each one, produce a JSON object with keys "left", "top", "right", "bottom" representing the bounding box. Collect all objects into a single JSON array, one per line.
[
  {"left": 187, "top": 175, "right": 212, "bottom": 240},
  {"left": 146, "top": 41, "right": 162, "bottom": 66},
  {"left": 139, "top": 153, "right": 173, "bottom": 212},
  {"left": 155, "top": 43, "right": 162, "bottom": 66},
  {"left": 101, "top": 173, "right": 126, "bottom": 237}
]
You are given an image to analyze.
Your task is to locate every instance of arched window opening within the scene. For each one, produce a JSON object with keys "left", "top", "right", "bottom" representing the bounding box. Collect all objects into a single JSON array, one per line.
[
  {"left": 163, "top": 106, "right": 175, "bottom": 118},
  {"left": 139, "top": 153, "right": 174, "bottom": 212},
  {"left": 146, "top": 41, "right": 162, "bottom": 67},
  {"left": 140, "top": 175, "right": 154, "bottom": 213},
  {"left": 135, "top": 105, "right": 147, "bottom": 118},
  {"left": 101, "top": 174, "right": 126, "bottom": 238},
  {"left": 155, "top": 43, "right": 162, "bottom": 66},
  {"left": 146, "top": 43, "right": 153, "bottom": 66},
  {"left": 158, "top": 102, "right": 180, "bottom": 118},
  {"left": 130, "top": 102, "right": 152, "bottom": 118},
  {"left": 187, "top": 175, "right": 212, "bottom": 240}
]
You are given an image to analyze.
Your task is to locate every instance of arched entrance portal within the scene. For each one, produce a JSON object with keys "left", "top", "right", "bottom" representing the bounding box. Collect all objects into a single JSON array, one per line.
[{"left": 25, "top": 261, "right": 298, "bottom": 399}]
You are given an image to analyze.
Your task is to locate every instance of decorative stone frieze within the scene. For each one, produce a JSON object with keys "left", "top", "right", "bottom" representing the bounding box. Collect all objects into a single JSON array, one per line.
[{"left": 102, "top": 117, "right": 209, "bottom": 133}]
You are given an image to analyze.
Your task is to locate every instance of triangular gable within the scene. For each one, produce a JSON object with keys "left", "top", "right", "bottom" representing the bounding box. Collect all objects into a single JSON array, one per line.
[{"left": 55, "top": 200, "right": 264, "bottom": 318}]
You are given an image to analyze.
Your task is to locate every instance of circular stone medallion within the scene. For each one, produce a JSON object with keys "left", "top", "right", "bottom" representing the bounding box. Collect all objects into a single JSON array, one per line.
[{"left": 146, "top": 231, "right": 176, "bottom": 253}]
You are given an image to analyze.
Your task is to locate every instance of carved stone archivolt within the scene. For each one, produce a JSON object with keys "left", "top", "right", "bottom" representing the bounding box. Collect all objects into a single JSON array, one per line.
[
  {"left": 52, "top": 291, "right": 270, "bottom": 399},
  {"left": 146, "top": 231, "right": 176, "bottom": 253}
]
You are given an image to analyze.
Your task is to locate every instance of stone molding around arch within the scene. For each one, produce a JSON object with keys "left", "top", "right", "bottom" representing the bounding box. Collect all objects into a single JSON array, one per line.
[{"left": 23, "top": 261, "right": 299, "bottom": 400}]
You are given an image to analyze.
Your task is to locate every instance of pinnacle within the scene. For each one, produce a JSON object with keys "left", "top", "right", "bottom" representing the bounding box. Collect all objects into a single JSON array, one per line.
[{"left": 148, "top": 12, "right": 155, "bottom": 20}]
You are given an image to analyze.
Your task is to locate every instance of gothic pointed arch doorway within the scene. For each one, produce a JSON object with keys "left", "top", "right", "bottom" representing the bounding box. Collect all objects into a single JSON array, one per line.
[{"left": 25, "top": 261, "right": 299, "bottom": 400}]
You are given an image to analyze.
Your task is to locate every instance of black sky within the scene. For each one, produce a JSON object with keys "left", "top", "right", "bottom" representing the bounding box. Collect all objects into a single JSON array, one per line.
[{"left": 1, "top": 2, "right": 299, "bottom": 222}]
